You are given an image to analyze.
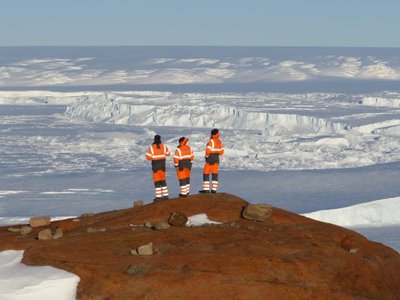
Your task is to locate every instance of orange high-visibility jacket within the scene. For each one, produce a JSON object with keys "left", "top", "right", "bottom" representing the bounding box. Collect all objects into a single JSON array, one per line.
[
  {"left": 205, "top": 133, "right": 224, "bottom": 158},
  {"left": 146, "top": 143, "right": 170, "bottom": 161},
  {"left": 174, "top": 144, "right": 194, "bottom": 167}
]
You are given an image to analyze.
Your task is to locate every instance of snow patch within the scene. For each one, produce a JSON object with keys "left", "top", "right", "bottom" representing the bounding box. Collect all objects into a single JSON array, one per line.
[
  {"left": 0, "top": 250, "right": 79, "bottom": 300},
  {"left": 186, "top": 214, "right": 222, "bottom": 227},
  {"left": 303, "top": 197, "right": 400, "bottom": 227}
]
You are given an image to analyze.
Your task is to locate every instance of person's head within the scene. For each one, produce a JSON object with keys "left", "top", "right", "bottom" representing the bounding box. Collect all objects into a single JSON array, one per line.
[
  {"left": 211, "top": 128, "right": 219, "bottom": 138},
  {"left": 153, "top": 135, "right": 161, "bottom": 148},
  {"left": 178, "top": 136, "right": 188, "bottom": 147}
]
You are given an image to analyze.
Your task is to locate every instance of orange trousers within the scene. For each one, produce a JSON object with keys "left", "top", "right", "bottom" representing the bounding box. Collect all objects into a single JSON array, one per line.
[
  {"left": 203, "top": 162, "right": 219, "bottom": 175},
  {"left": 152, "top": 170, "right": 166, "bottom": 182},
  {"left": 176, "top": 168, "right": 191, "bottom": 180}
]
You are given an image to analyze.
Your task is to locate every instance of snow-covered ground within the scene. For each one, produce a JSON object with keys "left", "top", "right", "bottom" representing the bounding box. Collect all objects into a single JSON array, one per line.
[
  {"left": 1, "top": 46, "right": 400, "bottom": 298},
  {"left": 1, "top": 46, "right": 400, "bottom": 88},
  {"left": 0, "top": 250, "right": 79, "bottom": 299}
]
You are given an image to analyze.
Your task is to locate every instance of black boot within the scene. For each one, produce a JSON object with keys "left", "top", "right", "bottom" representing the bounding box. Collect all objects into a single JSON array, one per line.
[{"left": 199, "top": 190, "right": 210, "bottom": 193}]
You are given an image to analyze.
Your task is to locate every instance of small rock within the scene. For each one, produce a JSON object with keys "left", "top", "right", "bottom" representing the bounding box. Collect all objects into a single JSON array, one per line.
[
  {"left": 144, "top": 222, "right": 153, "bottom": 229},
  {"left": 7, "top": 227, "right": 21, "bottom": 233},
  {"left": 29, "top": 216, "right": 51, "bottom": 228},
  {"left": 137, "top": 242, "right": 153, "bottom": 256},
  {"left": 72, "top": 218, "right": 80, "bottom": 222},
  {"left": 348, "top": 248, "right": 359, "bottom": 254},
  {"left": 153, "top": 222, "right": 170, "bottom": 230},
  {"left": 130, "top": 249, "right": 139, "bottom": 255},
  {"left": 126, "top": 264, "right": 150, "bottom": 276},
  {"left": 38, "top": 229, "right": 53, "bottom": 240},
  {"left": 133, "top": 200, "right": 144, "bottom": 207},
  {"left": 242, "top": 204, "right": 272, "bottom": 223},
  {"left": 53, "top": 227, "right": 63, "bottom": 239},
  {"left": 80, "top": 213, "right": 95, "bottom": 218},
  {"left": 86, "top": 227, "right": 106, "bottom": 233},
  {"left": 168, "top": 211, "right": 188, "bottom": 226},
  {"left": 20, "top": 226, "right": 33, "bottom": 235}
]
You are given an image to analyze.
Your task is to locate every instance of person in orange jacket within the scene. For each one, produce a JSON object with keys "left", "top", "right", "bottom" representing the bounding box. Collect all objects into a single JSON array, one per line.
[
  {"left": 199, "top": 128, "right": 224, "bottom": 193},
  {"left": 145, "top": 135, "right": 170, "bottom": 201},
  {"left": 174, "top": 137, "right": 194, "bottom": 197}
]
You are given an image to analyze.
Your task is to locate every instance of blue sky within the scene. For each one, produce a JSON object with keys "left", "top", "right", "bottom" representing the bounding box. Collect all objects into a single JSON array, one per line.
[{"left": 0, "top": 0, "right": 399, "bottom": 47}]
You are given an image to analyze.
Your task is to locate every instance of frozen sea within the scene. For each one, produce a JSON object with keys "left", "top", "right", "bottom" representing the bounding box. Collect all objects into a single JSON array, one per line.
[{"left": 1, "top": 46, "right": 400, "bottom": 254}]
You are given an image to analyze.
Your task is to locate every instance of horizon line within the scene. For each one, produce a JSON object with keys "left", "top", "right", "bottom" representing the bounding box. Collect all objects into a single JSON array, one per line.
[{"left": 1, "top": 44, "right": 400, "bottom": 49}]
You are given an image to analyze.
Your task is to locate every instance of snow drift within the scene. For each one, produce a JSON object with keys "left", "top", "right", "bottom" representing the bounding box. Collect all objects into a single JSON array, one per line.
[
  {"left": 303, "top": 196, "right": 400, "bottom": 227},
  {"left": 0, "top": 250, "right": 79, "bottom": 300}
]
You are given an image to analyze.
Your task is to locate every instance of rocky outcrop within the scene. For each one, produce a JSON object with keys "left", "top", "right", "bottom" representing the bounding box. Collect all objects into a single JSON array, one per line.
[{"left": 1, "top": 193, "right": 400, "bottom": 299}]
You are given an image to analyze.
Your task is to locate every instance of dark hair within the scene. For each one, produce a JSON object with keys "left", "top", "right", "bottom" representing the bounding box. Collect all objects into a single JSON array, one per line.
[
  {"left": 211, "top": 128, "right": 219, "bottom": 136},
  {"left": 178, "top": 136, "right": 185, "bottom": 148},
  {"left": 154, "top": 135, "right": 161, "bottom": 149}
]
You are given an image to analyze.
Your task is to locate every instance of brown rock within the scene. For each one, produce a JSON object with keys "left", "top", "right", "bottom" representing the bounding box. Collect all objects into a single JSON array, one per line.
[
  {"left": 168, "top": 211, "right": 188, "bottom": 226},
  {"left": 53, "top": 227, "right": 63, "bottom": 239},
  {"left": 242, "top": 204, "right": 272, "bottom": 222},
  {"left": 137, "top": 242, "right": 153, "bottom": 256},
  {"left": 38, "top": 229, "right": 52, "bottom": 240},
  {"left": 133, "top": 200, "right": 144, "bottom": 207},
  {"left": 29, "top": 216, "right": 51, "bottom": 228},
  {"left": 126, "top": 264, "right": 150, "bottom": 276},
  {"left": 20, "top": 226, "right": 32, "bottom": 235},
  {"left": 144, "top": 222, "right": 153, "bottom": 229},
  {"left": 7, "top": 227, "right": 21, "bottom": 233},
  {"left": 1, "top": 193, "right": 400, "bottom": 300},
  {"left": 153, "top": 222, "right": 170, "bottom": 230},
  {"left": 86, "top": 227, "right": 106, "bottom": 233}
]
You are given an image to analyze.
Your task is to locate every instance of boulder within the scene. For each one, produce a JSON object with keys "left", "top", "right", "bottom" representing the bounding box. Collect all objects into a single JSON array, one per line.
[
  {"left": 134, "top": 200, "right": 144, "bottom": 207},
  {"left": 7, "top": 227, "right": 21, "bottom": 233},
  {"left": 168, "top": 212, "right": 188, "bottom": 226},
  {"left": 53, "top": 227, "right": 63, "bottom": 239},
  {"left": 242, "top": 204, "right": 272, "bottom": 222},
  {"left": 137, "top": 242, "right": 153, "bottom": 256},
  {"left": 29, "top": 216, "right": 51, "bottom": 228},
  {"left": 38, "top": 229, "right": 52, "bottom": 240},
  {"left": 153, "top": 222, "right": 170, "bottom": 230},
  {"left": 144, "top": 222, "right": 153, "bottom": 229},
  {"left": 20, "top": 226, "right": 32, "bottom": 235}
]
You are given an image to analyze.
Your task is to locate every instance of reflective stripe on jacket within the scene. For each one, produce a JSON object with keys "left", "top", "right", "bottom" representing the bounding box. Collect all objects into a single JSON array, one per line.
[
  {"left": 205, "top": 137, "right": 224, "bottom": 158},
  {"left": 146, "top": 143, "right": 170, "bottom": 161},
  {"left": 174, "top": 145, "right": 194, "bottom": 167}
]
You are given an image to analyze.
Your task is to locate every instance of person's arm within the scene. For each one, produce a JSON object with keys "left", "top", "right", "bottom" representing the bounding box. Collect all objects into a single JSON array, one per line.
[
  {"left": 205, "top": 140, "right": 212, "bottom": 157},
  {"left": 219, "top": 140, "right": 224, "bottom": 156},
  {"left": 165, "top": 145, "right": 171, "bottom": 156},
  {"left": 145, "top": 146, "right": 153, "bottom": 160},
  {"left": 174, "top": 149, "right": 180, "bottom": 167}
]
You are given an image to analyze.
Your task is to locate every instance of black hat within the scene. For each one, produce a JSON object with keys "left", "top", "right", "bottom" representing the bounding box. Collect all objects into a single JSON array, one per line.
[
  {"left": 211, "top": 128, "right": 219, "bottom": 136},
  {"left": 154, "top": 135, "right": 161, "bottom": 144}
]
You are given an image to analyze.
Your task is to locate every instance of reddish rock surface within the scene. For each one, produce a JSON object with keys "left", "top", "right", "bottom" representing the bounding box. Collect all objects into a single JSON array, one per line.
[{"left": 1, "top": 193, "right": 400, "bottom": 299}]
